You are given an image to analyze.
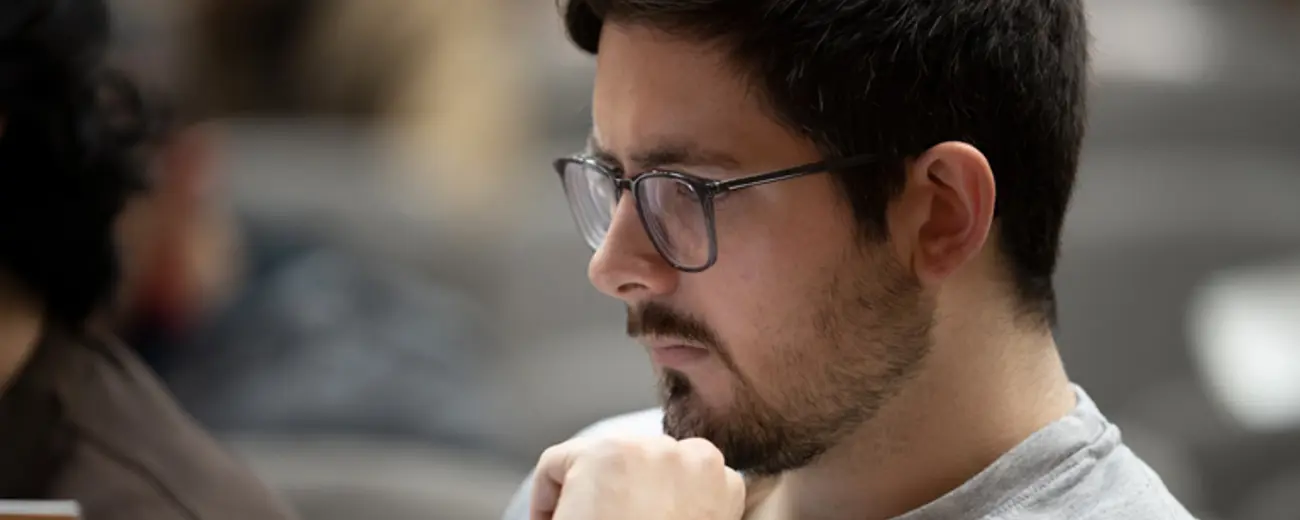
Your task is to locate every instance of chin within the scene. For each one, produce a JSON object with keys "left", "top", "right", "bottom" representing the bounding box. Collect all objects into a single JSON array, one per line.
[
  {"left": 662, "top": 394, "right": 715, "bottom": 442},
  {"left": 657, "top": 368, "right": 839, "bottom": 475},
  {"left": 659, "top": 369, "right": 714, "bottom": 435}
]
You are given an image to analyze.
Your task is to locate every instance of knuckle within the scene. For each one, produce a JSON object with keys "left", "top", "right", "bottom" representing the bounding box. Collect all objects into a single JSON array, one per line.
[
  {"left": 725, "top": 470, "right": 747, "bottom": 511},
  {"left": 588, "top": 437, "right": 648, "bottom": 471},
  {"left": 535, "top": 442, "right": 568, "bottom": 468},
  {"left": 638, "top": 436, "right": 684, "bottom": 468},
  {"left": 725, "top": 468, "right": 745, "bottom": 493},
  {"left": 606, "top": 436, "right": 652, "bottom": 456},
  {"left": 677, "top": 437, "right": 727, "bottom": 468}
]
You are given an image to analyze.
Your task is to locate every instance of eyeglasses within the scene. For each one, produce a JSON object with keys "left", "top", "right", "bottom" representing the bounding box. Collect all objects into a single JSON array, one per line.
[{"left": 554, "top": 153, "right": 879, "bottom": 272}]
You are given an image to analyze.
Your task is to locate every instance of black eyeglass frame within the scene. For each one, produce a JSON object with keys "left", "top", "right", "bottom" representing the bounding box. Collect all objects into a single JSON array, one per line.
[{"left": 553, "top": 153, "right": 880, "bottom": 272}]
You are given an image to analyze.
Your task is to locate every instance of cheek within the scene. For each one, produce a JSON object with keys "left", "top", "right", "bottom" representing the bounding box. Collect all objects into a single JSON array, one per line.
[
  {"left": 688, "top": 179, "right": 858, "bottom": 369},
  {"left": 684, "top": 242, "right": 842, "bottom": 378},
  {"left": 715, "top": 177, "right": 853, "bottom": 274},
  {"left": 677, "top": 266, "right": 780, "bottom": 382},
  {"left": 703, "top": 203, "right": 851, "bottom": 326}
]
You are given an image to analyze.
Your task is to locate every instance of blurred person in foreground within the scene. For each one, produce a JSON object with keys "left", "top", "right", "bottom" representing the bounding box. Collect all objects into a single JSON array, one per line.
[
  {"left": 0, "top": 0, "right": 295, "bottom": 518},
  {"left": 505, "top": 1, "right": 1196, "bottom": 520},
  {"left": 114, "top": 123, "right": 493, "bottom": 446},
  {"left": 110, "top": 0, "right": 495, "bottom": 447}
]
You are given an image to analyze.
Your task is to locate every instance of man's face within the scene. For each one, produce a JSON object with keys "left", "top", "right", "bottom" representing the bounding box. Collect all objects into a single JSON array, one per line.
[{"left": 587, "top": 23, "right": 935, "bottom": 475}]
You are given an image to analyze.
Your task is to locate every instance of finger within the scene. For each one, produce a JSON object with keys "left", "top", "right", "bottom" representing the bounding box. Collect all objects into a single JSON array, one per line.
[
  {"left": 725, "top": 467, "right": 746, "bottom": 497},
  {"left": 678, "top": 438, "right": 746, "bottom": 514},
  {"left": 530, "top": 438, "right": 595, "bottom": 520},
  {"left": 676, "top": 437, "right": 726, "bottom": 468},
  {"left": 725, "top": 468, "right": 748, "bottom": 514},
  {"left": 529, "top": 469, "right": 559, "bottom": 520},
  {"left": 744, "top": 474, "right": 779, "bottom": 511}
]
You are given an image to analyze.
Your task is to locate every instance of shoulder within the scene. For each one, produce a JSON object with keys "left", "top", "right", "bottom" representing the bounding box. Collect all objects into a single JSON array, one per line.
[
  {"left": 40, "top": 333, "right": 297, "bottom": 520},
  {"left": 1002, "top": 439, "right": 1199, "bottom": 520},
  {"left": 992, "top": 388, "right": 1198, "bottom": 520},
  {"left": 500, "top": 409, "right": 664, "bottom": 520}
]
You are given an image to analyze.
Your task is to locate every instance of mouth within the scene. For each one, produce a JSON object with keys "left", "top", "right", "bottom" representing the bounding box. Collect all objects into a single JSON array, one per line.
[{"left": 641, "top": 338, "right": 711, "bottom": 368}]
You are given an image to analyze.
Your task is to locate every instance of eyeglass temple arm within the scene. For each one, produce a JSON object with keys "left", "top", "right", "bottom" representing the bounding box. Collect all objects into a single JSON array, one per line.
[{"left": 711, "top": 155, "right": 880, "bottom": 192}]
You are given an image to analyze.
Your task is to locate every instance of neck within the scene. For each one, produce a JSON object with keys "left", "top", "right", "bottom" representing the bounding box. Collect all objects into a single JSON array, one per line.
[
  {"left": 0, "top": 276, "right": 45, "bottom": 395},
  {"left": 752, "top": 311, "right": 1075, "bottom": 520}
]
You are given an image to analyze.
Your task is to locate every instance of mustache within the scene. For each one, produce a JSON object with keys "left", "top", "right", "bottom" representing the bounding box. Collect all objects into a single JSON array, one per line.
[{"left": 626, "top": 302, "right": 722, "bottom": 348}]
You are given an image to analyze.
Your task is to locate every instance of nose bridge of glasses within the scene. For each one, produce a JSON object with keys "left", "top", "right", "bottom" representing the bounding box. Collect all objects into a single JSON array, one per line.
[
  {"left": 594, "top": 184, "right": 675, "bottom": 283},
  {"left": 607, "top": 181, "right": 655, "bottom": 246},
  {"left": 612, "top": 176, "right": 635, "bottom": 196}
]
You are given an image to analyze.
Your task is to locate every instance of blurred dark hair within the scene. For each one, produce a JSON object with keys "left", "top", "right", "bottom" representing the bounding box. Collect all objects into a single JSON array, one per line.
[
  {"left": 186, "top": 0, "right": 426, "bottom": 118},
  {"left": 0, "top": 0, "right": 157, "bottom": 327},
  {"left": 188, "top": 0, "right": 332, "bottom": 116},
  {"left": 563, "top": 0, "right": 1089, "bottom": 326}
]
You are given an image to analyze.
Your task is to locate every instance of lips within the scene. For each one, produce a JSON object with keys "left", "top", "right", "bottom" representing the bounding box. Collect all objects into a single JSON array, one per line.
[{"left": 645, "top": 341, "right": 710, "bottom": 368}]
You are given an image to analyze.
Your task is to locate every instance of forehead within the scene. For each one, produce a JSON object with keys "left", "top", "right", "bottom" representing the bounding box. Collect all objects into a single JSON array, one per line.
[{"left": 590, "top": 23, "right": 812, "bottom": 170}]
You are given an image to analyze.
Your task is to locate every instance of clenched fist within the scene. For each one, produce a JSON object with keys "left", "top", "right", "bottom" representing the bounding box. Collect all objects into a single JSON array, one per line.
[{"left": 530, "top": 435, "right": 746, "bottom": 520}]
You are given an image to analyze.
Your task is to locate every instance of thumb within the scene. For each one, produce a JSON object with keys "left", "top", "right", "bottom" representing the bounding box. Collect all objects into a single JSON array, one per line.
[{"left": 530, "top": 438, "right": 597, "bottom": 520}]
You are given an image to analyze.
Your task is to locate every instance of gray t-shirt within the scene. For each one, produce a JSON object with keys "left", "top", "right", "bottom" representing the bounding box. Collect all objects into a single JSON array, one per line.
[{"left": 501, "top": 385, "right": 1197, "bottom": 520}]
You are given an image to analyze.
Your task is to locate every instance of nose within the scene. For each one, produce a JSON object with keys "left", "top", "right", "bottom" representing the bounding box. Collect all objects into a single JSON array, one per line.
[{"left": 588, "top": 194, "right": 679, "bottom": 303}]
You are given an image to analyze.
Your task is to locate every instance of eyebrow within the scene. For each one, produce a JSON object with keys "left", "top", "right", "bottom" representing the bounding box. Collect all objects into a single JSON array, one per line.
[{"left": 587, "top": 134, "right": 742, "bottom": 174}]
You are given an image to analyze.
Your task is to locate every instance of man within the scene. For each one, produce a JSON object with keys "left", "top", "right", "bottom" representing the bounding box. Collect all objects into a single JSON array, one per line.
[
  {"left": 0, "top": 0, "right": 294, "bottom": 518},
  {"left": 504, "top": 1, "right": 1197, "bottom": 519}
]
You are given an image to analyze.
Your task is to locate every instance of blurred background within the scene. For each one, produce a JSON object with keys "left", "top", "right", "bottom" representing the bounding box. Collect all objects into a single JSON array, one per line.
[{"left": 100, "top": 0, "right": 1300, "bottom": 519}]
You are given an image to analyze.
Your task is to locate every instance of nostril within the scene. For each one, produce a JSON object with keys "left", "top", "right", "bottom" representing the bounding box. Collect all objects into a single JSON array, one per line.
[{"left": 617, "top": 282, "right": 647, "bottom": 295}]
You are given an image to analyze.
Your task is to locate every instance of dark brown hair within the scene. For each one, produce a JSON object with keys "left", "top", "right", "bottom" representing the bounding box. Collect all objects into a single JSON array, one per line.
[
  {"left": 0, "top": 0, "right": 155, "bottom": 327},
  {"left": 563, "top": 0, "right": 1090, "bottom": 325}
]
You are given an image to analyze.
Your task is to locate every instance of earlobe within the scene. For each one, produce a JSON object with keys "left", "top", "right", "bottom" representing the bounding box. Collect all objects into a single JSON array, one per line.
[{"left": 909, "top": 142, "right": 996, "bottom": 284}]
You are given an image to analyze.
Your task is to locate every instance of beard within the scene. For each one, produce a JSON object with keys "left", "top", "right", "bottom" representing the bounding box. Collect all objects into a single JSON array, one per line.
[{"left": 627, "top": 249, "right": 933, "bottom": 476}]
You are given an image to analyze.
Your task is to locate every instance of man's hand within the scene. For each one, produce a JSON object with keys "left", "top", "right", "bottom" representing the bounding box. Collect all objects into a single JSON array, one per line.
[{"left": 530, "top": 435, "right": 746, "bottom": 520}]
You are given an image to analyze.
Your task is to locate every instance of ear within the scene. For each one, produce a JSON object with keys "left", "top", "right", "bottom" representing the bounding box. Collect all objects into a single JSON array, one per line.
[{"left": 887, "top": 141, "right": 996, "bottom": 286}]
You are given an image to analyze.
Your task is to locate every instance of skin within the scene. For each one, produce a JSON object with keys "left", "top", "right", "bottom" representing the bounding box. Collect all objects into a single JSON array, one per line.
[
  {"left": 114, "top": 125, "right": 242, "bottom": 330},
  {"left": 0, "top": 122, "right": 45, "bottom": 395},
  {"left": 535, "top": 22, "right": 1076, "bottom": 520},
  {"left": 0, "top": 274, "right": 43, "bottom": 396}
]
